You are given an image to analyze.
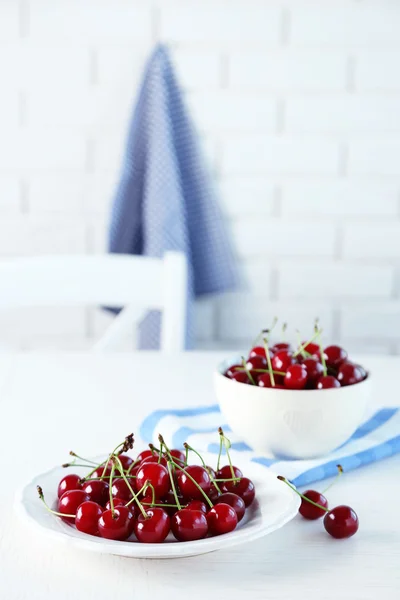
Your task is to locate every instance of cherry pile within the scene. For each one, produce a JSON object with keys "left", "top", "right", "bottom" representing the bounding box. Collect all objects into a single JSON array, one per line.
[
  {"left": 278, "top": 465, "right": 359, "bottom": 539},
  {"left": 38, "top": 430, "right": 256, "bottom": 543},
  {"left": 225, "top": 322, "right": 367, "bottom": 390}
]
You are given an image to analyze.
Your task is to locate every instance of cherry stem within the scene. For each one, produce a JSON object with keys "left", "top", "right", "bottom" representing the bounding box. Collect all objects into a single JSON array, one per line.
[
  {"left": 37, "top": 486, "right": 75, "bottom": 519},
  {"left": 108, "top": 461, "right": 116, "bottom": 518},
  {"left": 167, "top": 461, "right": 182, "bottom": 510},
  {"left": 263, "top": 336, "right": 275, "bottom": 387},
  {"left": 69, "top": 451, "right": 98, "bottom": 466},
  {"left": 250, "top": 318, "right": 278, "bottom": 350},
  {"left": 219, "top": 427, "right": 240, "bottom": 483},
  {"left": 236, "top": 368, "right": 286, "bottom": 375},
  {"left": 124, "top": 483, "right": 146, "bottom": 508},
  {"left": 63, "top": 462, "right": 97, "bottom": 469},
  {"left": 315, "top": 326, "right": 327, "bottom": 376},
  {"left": 322, "top": 464, "right": 343, "bottom": 494},
  {"left": 184, "top": 442, "right": 222, "bottom": 493},
  {"left": 170, "top": 459, "right": 213, "bottom": 509},
  {"left": 241, "top": 356, "right": 256, "bottom": 385},
  {"left": 216, "top": 433, "right": 223, "bottom": 472},
  {"left": 113, "top": 455, "right": 147, "bottom": 519},
  {"left": 293, "top": 328, "right": 321, "bottom": 358},
  {"left": 277, "top": 476, "right": 329, "bottom": 513}
]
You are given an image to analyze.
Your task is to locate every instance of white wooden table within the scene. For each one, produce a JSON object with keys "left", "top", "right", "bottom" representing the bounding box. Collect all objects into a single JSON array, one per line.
[{"left": 0, "top": 353, "right": 399, "bottom": 599}]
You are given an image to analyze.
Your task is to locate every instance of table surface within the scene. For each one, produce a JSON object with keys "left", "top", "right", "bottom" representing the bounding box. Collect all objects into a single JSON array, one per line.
[{"left": 0, "top": 352, "right": 399, "bottom": 600}]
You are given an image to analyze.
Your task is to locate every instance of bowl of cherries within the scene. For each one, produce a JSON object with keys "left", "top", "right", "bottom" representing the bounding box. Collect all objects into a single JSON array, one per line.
[{"left": 215, "top": 323, "right": 371, "bottom": 460}]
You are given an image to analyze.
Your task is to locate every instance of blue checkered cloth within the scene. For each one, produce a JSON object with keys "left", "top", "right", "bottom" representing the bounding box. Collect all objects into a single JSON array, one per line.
[
  {"left": 140, "top": 405, "right": 400, "bottom": 487},
  {"left": 108, "top": 44, "right": 237, "bottom": 348}
]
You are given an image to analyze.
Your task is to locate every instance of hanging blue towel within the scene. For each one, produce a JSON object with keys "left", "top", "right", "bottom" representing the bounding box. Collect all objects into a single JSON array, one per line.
[
  {"left": 140, "top": 405, "right": 400, "bottom": 487},
  {"left": 108, "top": 44, "right": 237, "bottom": 349}
]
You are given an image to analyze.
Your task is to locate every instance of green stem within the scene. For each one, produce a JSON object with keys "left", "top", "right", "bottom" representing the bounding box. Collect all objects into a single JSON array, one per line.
[
  {"left": 236, "top": 368, "right": 286, "bottom": 375},
  {"left": 167, "top": 461, "right": 182, "bottom": 510},
  {"left": 113, "top": 456, "right": 147, "bottom": 519},
  {"left": 108, "top": 462, "right": 116, "bottom": 518},
  {"left": 69, "top": 452, "right": 98, "bottom": 466},
  {"left": 293, "top": 329, "right": 321, "bottom": 358},
  {"left": 184, "top": 442, "right": 222, "bottom": 493},
  {"left": 216, "top": 434, "right": 223, "bottom": 472},
  {"left": 263, "top": 337, "right": 275, "bottom": 387},
  {"left": 219, "top": 427, "right": 240, "bottom": 483},
  {"left": 241, "top": 356, "right": 256, "bottom": 385},
  {"left": 322, "top": 465, "right": 343, "bottom": 494},
  {"left": 37, "top": 486, "right": 75, "bottom": 519},
  {"left": 171, "top": 460, "right": 213, "bottom": 509},
  {"left": 315, "top": 327, "right": 327, "bottom": 376},
  {"left": 277, "top": 476, "right": 329, "bottom": 513}
]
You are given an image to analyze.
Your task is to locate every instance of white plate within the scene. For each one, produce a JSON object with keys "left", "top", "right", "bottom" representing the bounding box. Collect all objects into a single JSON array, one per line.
[{"left": 15, "top": 453, "right": 300, "bottom": 559}]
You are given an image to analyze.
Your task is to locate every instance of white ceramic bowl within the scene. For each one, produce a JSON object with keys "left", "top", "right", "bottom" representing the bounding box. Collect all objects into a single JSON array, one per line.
[{"left": 215, "top": 356, "right": 372, "bottom": 460}]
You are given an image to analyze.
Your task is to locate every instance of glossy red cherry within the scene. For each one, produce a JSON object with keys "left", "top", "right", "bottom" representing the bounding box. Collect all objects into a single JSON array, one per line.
[
  {"left": 140, "top": 455, "right": 168, "bottom": 468},
  {"left": 134, "top": 507, "right": 170, "bottom": 543},
  {"left": 98, "top": 505, "right": 135, "bottom": 540},
  {"left": 246, "top": 355, "right": 267, "bottom": 371},
  {"left": 91, "top": 465, "right": 112, "bottom": 479},
  {"left": 225, "top": 477, "right": 255, "bottom": 506},
  {"left": 230, "top": 370, "right": 255, "bottom": 385},
  {"left": 248, "top": 345, "right": 266, "bottom": 359},
  {"left": 171, "top": 508, "right": 208, "bottom": 541},
  {"left": 316, "top": 375, "right": 340, "bottom": 389},
  {"left": 178, "top": 465, "right": 211, "bottom": 500},
  {"left": 301, "top": 341, "right": 320, "bottom": 355},
  {"left": 115, "top": 454, "right": 134, "bottom": 474},
  {"left": 299, "top": 490, "right": 328, "bottom": 520},
  {"left": 271, "top": 350, "right": 295, "bottom": 373},
  {"left": 136, "top": 449, "right": 154, "bottom": 463},
  {"left": 58, "top": 489, "right": 90, "bottom": 523},
  {"left": 105, "top": 497, "right": 125, "bottom": 511},
  {"left": 169, "top": 449, "right": 186, "bottom": 465},
  {"left": 302, "top": 358, "right": 324, "bottom": 386},
  {"left": 225, "top": 365, "right": 243, "bottom": 379},
  {"left": 337, "top": 362, "right": 365, "bottom": 386},
  {"left": 57, "top": 474, "right": 82, "bottom": 498},
  {"left": 82, "top": 479, "right": 109, "bottom": 506},
  {"left": 111, "top": 478, "right": 133, "bottom": 501},
  {"left": 216, "top": 465, "right": 243, "bottom": 480},
  {"left": 272, "top": 342, "right": 291, "bottom": 353},
  {"left": 207, "top": 503, "right": 238, "bottom": 535},
  {"left": 75, "top": 501, "right": 103, "bottom": 536},
  {"left": 284, "top": 364, "right": 308, "bottom": 390},
  {"left": 207, "top": 486, "right": 221, "bottom": 503},
  {"left": 323, "top": 505, "right": 359, "bottom": 539},
  {"left": 324, "top": 345, "right": 348, "bottom": 368},
  {"left": 136, "top": 462, "right": 170, "bottom": 498},
  {"left": 186, "top": 500, "right": 207, "bottom": 513},
  {"left": 258, "top": 372, "right": 284, "bottom": 388},
  {"left": 215, "top": 492, "right": 245, "bottom": 522}
]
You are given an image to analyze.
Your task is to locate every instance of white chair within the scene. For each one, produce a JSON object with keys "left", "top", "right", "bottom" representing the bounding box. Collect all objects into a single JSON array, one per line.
[{"left": 0, "top": 252, "right": 187, "bottom": 352}]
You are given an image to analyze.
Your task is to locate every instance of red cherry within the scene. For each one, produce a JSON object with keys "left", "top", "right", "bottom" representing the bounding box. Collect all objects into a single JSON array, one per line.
[
  {"left": 186, "top": 500, "right": 208, "bottom": 514},
  {"left": 258, "top": 372, "right": 284, "bottom": 388},
  {"left": 215, "top": 492, "right": 245, "bottom": 522},
  {"left": 302, "top": 358, "right": 323, "bottom": 386},
  {"left": 323, "top": 505, "right": 359, "bottom": 539},
  {"left": 224, "top": 477, "right": 255, "bottom": 507},
  {"left": 225, "top": 365, "right": 243, "bottom": 378},
  {"left": 91, "top": 466, "right": 112, "bottom": 479},
  {"left": 140, "top": 455, "right": 168, "bottom": 468},
  {"left": 207, "top": 486, "right": 221, "bottom": 503},
  {"left": 299, "top": 490, "right": 328, "bottom": 520},
  {"left": 136, "top": 449, "right": 154, "bottom": 463},
  {"left": 75, "top": 501, "right": 103, "bottom": 536},
  {"left": 115, "top": 454, "right": 134, "bottom": 474},
  {"left": 230, "top": 371, "right": 253, "bottom": 385},
  {"left": 316, "top": 375, "right": 340, "bottom": 389},
  {"left": 58, "top": 490, "right": 90, "bottom": 523},
  {"left": 337, "top": 362, "right": 365, "bottom": 386},
  {"left": 178, "top": 465, "right": 211, "bottom": 501},
  {"left": 98, "top": 506, "right": 135, "bottom": 540},
  {"left": 301, "top": 341, "right": 320, "bottom": 355},
  {"left": 82, "top": 480, "right": 109, "bottom": 506},
  {"left": 111, "top": 478, "right": 133, "bottom": 501},
  {"left": 105, "top": 497, "right": 125, "bottom": 511},
  {"left": 57, "top": 474, "right": 82, "bottom": 498},
  {"left": 169, "top": 449, "right": 186, "bottom": 465},
  {"left": 324, "top": 345, "right": 348, "bottom": 368},
  {"left": 216, "top": 465, "right": 243, "bottom": 480},
  {"left": 284, "top": 364, "right": 308, "bottom": 390},
  {"left": 207, "top": 503, "right": 238, "bottom": 535},
  {"left": 271, "top": 350, "right": 295, "bottom": 373},
  {"left": 136, "top": 463, "right": 170, "bottom": 498},
  {"left": 248, "top": 345, "right": 266, "bottom": 359},
  {"left": 246, "top": 355, "right": 267, "bottom": 371},
  {"left": 171, "top": 508, "right": 208, "bottom": 541},
  {"left": 134, "top": 507, "right": 170, "bottom": 543},
  {"left": 272, "top": 342, "right": 291, "bottom": 353}
]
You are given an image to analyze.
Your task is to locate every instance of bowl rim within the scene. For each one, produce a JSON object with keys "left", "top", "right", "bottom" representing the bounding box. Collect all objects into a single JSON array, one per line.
[{"left": 215, "top": 354, "right": 371, "bottom": 392}]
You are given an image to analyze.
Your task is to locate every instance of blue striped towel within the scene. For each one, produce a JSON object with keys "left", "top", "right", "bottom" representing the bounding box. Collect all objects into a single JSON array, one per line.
[
  {"left": 140, "top": 405, "right": 400, "bottom": 487},
  {"left": 108, "top": 44, "right": 237, "bottom": 349}
]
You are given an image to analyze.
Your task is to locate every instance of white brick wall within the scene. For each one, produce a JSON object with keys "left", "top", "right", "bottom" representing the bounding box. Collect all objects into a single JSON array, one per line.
[{"left": 1, "top": 0, "right": 400, "bottom": 353}]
